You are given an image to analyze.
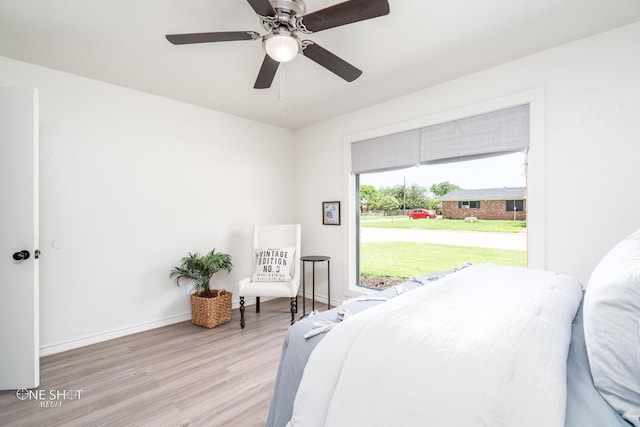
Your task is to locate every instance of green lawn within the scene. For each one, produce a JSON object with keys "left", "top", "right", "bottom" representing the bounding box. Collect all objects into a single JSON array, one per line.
[
  {"left": 360, "top": 241, "right": 526, "bottom": 278},
  {"left": 360, "top": 217, "right": 526, "bottom": 233}
]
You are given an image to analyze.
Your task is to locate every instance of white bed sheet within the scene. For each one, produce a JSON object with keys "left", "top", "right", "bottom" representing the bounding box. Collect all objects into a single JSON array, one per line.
[{"left": 287, "top": 264, "right": 583, "bottom": 427}]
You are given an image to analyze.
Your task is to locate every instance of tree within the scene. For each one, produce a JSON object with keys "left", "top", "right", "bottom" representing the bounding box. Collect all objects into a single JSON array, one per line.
[
  {"left": 377, "top": 195, "right": 400, "bottom": 216},
  {"left": 404, "top": 184, "right": 429, "bottom": 209},
  {"left": 430, "top": 181, "right": 460, "bottom": 197},
  {"left": 359, "top": 184, "right": 378, "bottom": 211},
  {"left": 378, "top": 184, "right": 429, "bottom": 210}
]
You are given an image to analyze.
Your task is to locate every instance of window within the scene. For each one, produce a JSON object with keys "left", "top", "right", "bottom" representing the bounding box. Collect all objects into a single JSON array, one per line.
[
  {"left": 357, "top": 152, "right": 527, "bottom": 291},
  {"left": 506, "top": 200, "right": 524, "bottom": 212},
  {"left": 458, "top": 201, "right": 481, "bottom": 209},
  {"left": 347, "top": 91, "right": 545, "bottom": 295}
]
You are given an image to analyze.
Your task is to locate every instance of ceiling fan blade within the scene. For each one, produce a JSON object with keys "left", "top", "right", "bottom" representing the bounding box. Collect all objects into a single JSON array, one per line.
[
  {"left": 254, "top": 55, "right": 280, "bottom": 89},
  {"left": 300, "top": 0, "right": 389, "bottom": 33},
  {"left": 246, "top": 0, "right": 276, "bottom": 17},
  {"left": 166, "top": 31, "right": 259, "bottom": 45},
  {"left": 301, "top": 41, "right": 362, "bottom": 82}
]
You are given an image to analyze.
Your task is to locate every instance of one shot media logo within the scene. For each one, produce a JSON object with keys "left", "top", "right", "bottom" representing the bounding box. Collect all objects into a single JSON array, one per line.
[{"left": 16, "top": 388, "right": 83, "bottom": 408}]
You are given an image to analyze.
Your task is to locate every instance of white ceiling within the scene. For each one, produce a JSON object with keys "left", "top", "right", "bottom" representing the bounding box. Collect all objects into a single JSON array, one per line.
[{"left": 1, "top": 0, "right": 639, "bottom": 130}]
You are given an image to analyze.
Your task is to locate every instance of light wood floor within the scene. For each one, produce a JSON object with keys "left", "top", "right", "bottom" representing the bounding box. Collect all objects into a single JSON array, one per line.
[{"left": 0, "top": 298, "right": 323, "bottom": 427}]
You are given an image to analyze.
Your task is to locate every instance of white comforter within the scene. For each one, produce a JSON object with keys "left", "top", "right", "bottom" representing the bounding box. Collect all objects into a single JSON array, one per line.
[{"left": 287, "top": 264, "right": 582, "bottom": 427}]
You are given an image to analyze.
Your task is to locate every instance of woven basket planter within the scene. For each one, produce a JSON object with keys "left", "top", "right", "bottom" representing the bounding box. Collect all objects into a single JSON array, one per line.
[{"left": 190, "top": 289, "right": 232, "bottom": 328}]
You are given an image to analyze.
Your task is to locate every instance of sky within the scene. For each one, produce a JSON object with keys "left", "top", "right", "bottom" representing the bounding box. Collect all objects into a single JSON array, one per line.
[{"left": 359, "top": 151, "right": 527, "bottom": 191}]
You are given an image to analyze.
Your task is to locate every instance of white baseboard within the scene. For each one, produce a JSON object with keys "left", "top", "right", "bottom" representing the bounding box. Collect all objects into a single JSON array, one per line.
[
  {"left": 38, "top": 297, "right": 307, "bottom": 356},
  {"left": 39, "top": 312, "right": 193, "bottom": 356},
  {"left": 299, "top": 290, "right": 340, "bottom": 309}
]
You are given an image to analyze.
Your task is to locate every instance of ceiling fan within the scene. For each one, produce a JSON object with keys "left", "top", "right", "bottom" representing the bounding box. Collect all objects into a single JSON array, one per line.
[{"left": 165, "top": 0, "right": 390, "bottom": 89}]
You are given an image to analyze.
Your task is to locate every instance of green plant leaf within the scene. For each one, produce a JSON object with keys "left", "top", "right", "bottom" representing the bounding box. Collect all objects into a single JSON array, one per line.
[{"left": 169, "top": 249, "right": 233, "bottom": 292}]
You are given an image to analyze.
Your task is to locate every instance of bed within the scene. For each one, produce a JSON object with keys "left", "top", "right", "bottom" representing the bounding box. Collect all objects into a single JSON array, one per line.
[{"left": 266, "top": 230, "right": 640, "bottom": 427}]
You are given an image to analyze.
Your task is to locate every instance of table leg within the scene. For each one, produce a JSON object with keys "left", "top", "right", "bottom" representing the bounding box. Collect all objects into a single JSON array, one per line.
[
  {"left": 302, "top": 261, "right": 306, "bottom": 317},
  {"left": 327, "top": 260, "right": 330, "bottom": 310},
  {"left": 312, "top": 262, "right": 316, "bottom": 312}
]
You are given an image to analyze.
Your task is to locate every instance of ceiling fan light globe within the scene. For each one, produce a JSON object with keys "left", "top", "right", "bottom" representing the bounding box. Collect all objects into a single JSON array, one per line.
[{"left": 264, "top": 34, "right": 299, "bottom": 62}]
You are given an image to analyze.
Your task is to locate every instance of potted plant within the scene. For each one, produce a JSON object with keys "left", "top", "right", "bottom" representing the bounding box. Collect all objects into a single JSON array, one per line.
[{"left": 170, "top": 249, "right": 233, "bottom": 328}]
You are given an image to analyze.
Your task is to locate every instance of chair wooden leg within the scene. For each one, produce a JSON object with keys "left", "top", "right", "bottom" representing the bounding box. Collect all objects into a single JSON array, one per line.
[
  {"left": 256, "top": 296, "right": 260, "bottom": 313},
  {"left": 240, "top": 296, "right": 245, "bottom": 329},
  {"left": 290, "top": 298, "right": 297, "bottom": 325}
]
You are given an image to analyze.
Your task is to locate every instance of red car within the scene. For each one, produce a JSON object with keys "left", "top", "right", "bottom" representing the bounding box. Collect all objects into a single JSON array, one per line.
[{"left": 409, "top": 209, "right": 436, "bottom": 219}]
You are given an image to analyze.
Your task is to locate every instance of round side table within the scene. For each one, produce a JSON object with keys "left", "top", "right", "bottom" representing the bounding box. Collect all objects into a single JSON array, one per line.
[{"left": 300, "top": 255, "right": 330, "bottom": 316}]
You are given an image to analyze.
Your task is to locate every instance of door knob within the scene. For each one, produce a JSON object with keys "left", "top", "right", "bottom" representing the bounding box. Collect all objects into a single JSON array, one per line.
[{"left": 12, "top": 250, "right": 30, "bottom": 261}]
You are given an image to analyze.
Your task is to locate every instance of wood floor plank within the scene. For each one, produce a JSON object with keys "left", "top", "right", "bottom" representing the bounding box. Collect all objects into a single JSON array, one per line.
[{"left": 0, "top": 298, "right": 324, "bottom": 427}]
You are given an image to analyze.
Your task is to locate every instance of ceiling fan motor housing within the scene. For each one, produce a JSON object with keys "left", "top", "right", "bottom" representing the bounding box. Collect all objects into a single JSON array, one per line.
[
  {"left": 261, "top": 0, "right": 306, "bottom": 33},
  {"left": 270, "top": 0, "right": 306, "bottom": 17}
]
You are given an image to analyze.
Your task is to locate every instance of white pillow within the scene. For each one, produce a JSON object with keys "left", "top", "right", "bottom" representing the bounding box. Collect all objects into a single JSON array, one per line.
[
  {"left": 252, "top": 247, "right": 296, "bottom": 282},
  {"left": 584, "top": 229, "right": 640, "bottom": 427}
]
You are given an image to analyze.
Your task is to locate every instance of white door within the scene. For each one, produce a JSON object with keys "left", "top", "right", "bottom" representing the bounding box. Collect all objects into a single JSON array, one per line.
[{"left": 0, "top": 87, "right": 39, "bottom": 390}]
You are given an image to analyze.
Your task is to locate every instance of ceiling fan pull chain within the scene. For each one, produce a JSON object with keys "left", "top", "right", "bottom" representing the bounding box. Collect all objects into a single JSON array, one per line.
[{"left": 279, "top": 64, "right": 287, "bottom": 115}]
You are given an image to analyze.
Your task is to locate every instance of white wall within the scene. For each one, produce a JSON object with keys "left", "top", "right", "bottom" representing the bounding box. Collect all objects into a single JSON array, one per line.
[
  {"left": 1, "top": 56, "right": 295, "bottom": 355},
  {"left": 294, "top": 21, "right": 640, "bottom": 302}
]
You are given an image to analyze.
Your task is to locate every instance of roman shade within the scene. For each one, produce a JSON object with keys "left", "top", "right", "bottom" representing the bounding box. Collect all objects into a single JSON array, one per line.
[
  {"left": 351, "top": 129, "right": 420, "bottom": 174},
  {"left": 351, "top": 104, "right": 529, "bottom": 174}
]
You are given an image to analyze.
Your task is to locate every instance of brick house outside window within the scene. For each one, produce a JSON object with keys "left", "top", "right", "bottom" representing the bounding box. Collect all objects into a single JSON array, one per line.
[{"left": 441, "top": 187, "right": 526, "bottom": 220}]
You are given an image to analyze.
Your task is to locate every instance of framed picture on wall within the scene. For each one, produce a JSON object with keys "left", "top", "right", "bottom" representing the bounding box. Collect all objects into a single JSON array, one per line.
[{"left": 323, "top": 201, "right": 341, "bottom": 225}]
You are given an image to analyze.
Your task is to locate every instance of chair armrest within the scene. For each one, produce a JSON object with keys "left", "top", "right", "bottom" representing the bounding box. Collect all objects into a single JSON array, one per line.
[{"left": 239, "top": 276, "right": 252, "bottom": 296}]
